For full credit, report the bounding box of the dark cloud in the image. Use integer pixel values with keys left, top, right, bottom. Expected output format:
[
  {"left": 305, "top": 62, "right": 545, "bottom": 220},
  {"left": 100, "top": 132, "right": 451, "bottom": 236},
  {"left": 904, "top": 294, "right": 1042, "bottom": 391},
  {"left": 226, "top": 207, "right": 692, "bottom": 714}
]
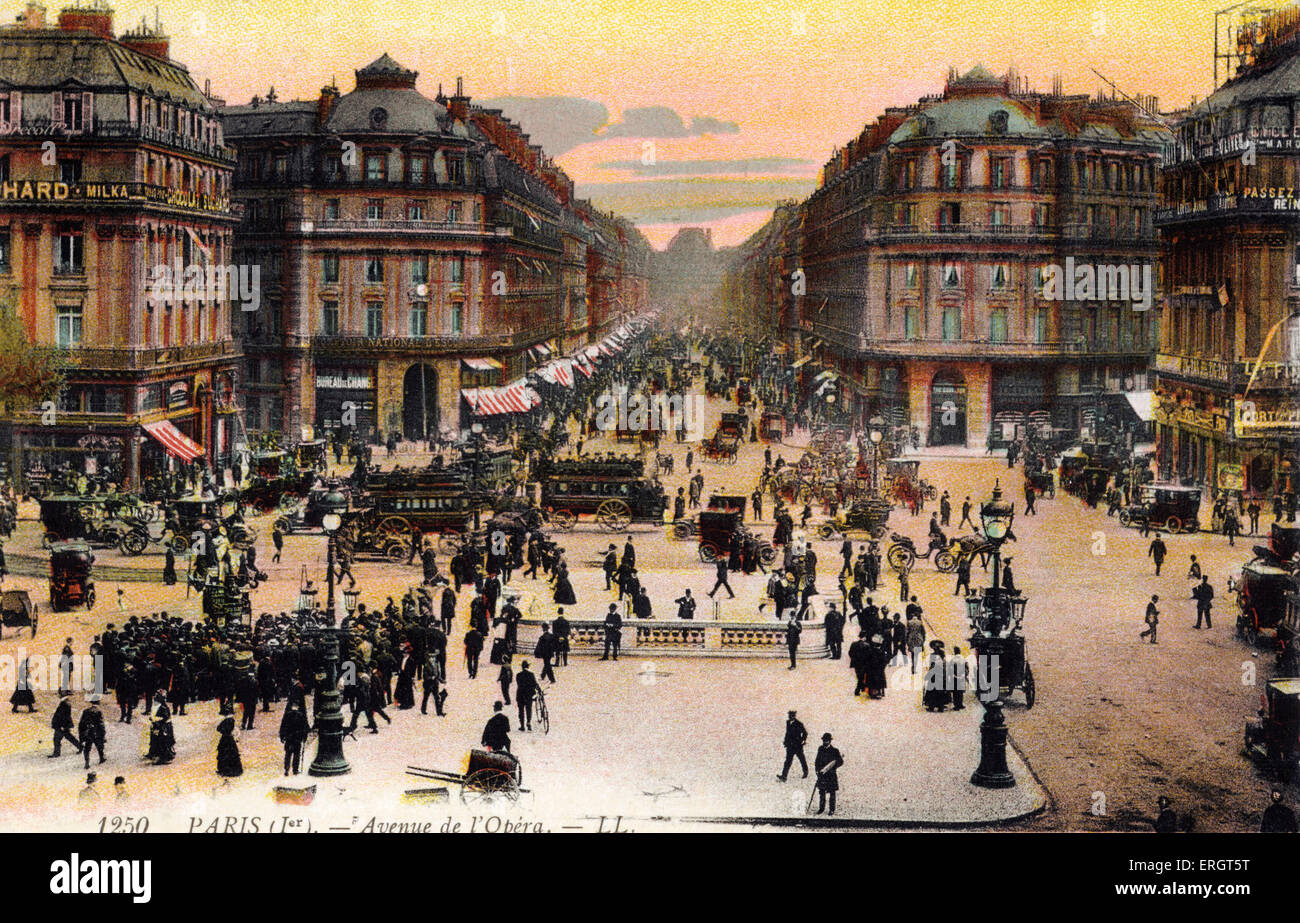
[
  {"left": 475, "top": 96, "right": 609, "bottom": 157},
  {"left": 688, "top": 116, "right": 741, "bottom": 136}
]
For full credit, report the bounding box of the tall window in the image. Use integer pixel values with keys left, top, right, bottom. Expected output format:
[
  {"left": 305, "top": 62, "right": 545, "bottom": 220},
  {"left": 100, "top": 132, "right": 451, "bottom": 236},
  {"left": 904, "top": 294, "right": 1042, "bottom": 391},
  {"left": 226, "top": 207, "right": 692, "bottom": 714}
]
[
  {"left": 941, "top": 263, "right": 961, "bottom": 289},
  {"left": 990, "top": 263, "right": 1009, "bottom": 291},
  {"left": 904, "top": 262, "right": 919, "bottom": 289},
  {"left": 0, "top": 230, "right": 9, "bottom": 272},
  {"left": 942, "top": 305, "right": 961, "bottom": 341},
  {"left": 941, "top": 158, "right": 962, "bottom": 189},
  {"left": 990, "top": 203, "right": 1011, "bottom": 227},
  {"left": 366, "top": 199, "right": 383, "bottom": 220},
  {"left": 407, "top": 200, "right": 425, "bottom": 220},
  {"left": 991, "top": 156, "right": 1012, "bottom": 189},
  {"left": 450, "top": 304, "right": 463, "bottom": 336},
  {"left": 364, "top": 255, "right": 383, "bottom": 284},
  {"left": 365, "top": 153, "right": 386, "bottom": 182},
  {"left": 894, "top": 203, "right": 917, "bottom": 226},
  {"left": 1031, "top": 203, "right": 1052, "bottom": 228},
  {"left": 411, "top": 256, "right": 429, "bottom": 285},
  {"left": 321, "top": 301, "right": 339, "bottom": 336},
  {"left": 446, "top": 201, "right": 462, "bottom": 223},
  {"left": 365, "top": 302, "right": 383, "bottom": 337},
  {"left": 56, "top": 303, "right": 82, "bottom": 347},
  {"left": 448, "top": 157, "right": 465, "bottom": 184},
  {"left": 62, "top": 94, "right": 82, "bottom": 129},
  {"left": 409, "top": 301, "right": 428, "bottom": 336},
  {"left": 408, "top": 155, "right": 427, "bottom": 184},
  {"left": 989, "top": 308, "right": 1008, "bottom": 343},
  {"left": 938, "top": 202, "right": 960, "bottom": 227},
  {"left": 55, "top": 223, "right": 83, "bottom": 275},
  {"left": 323, "top": 198, "right": 340, "bottom": 220},
  {"left": 59, "top": 158, "right": 81, "bottom": 184},
  {"left": 0, "top": 153, "right": 8, "bottom": 183},
  {"left": 904, "top": 306, "right": 920, "bottom": 339},
  {"left": 449, "top": 257, "right": 464, "bottom": 284},
  {"left": 322, "top": 253, "right": 340, "bottom": 284},
  {"left": 1033, "top": 307, "right": 1048, "bottom": 343},
  {"left": 323, "top": 156, "right": 341, "bottom": 182}
]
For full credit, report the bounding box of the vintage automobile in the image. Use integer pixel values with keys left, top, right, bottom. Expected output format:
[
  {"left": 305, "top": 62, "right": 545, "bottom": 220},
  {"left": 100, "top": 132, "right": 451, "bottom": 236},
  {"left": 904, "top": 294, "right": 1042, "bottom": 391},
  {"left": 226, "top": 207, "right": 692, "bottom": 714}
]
[
  {"left": 717, "top": 411, "right": 748, "bottom": 438},
  {"left": 1244, "top": 678, "right": 1300, "bottom": 779},
  {"left": 49, "top": 541, "right": 95, "bottom": 611},
  {"left": 696, "top": 510, "right": 776, "bottom": 565},
  {"left": 336, "top": 509, "right": 412, "bottom": 563},
  {"left": 274, "top": 483, "right": 354, "bottom": 535},
  {"left": 168, "top": 494, "right": 258, "bottom": 553},
  {"left": 816, "top": 497, "right": 893, "bottom": 540},
  {"left": 1233, "top": 522, "right": 1300, "bottom": 646},
  {"left": 1118, "top": 484, "right": 1202, "bottom": 533},
  {"left": 0, "top": 590, "right": 37, "bottom": 638},
  {"left": 39, "top": 495, "right": 110, "bottom": 545},
  {"left": 539, "top": 458, "right": 667, "bottom": 531},
  {"left": 1024, "top": 468, "right": 1056, "bottom": 499}
]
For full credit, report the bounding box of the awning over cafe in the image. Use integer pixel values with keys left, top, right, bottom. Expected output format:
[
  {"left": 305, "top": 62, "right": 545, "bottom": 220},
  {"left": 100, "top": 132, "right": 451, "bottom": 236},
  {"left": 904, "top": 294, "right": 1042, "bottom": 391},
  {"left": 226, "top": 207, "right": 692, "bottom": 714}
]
[
  {"left": 462, "top": 357, "right": 502, "bottom": 371},
  {"left": 142, "top": 419, "right": 204, "bottom": 461},
  {"left": 1125, "top": 390, "right": 1155, "bottom": 422}
]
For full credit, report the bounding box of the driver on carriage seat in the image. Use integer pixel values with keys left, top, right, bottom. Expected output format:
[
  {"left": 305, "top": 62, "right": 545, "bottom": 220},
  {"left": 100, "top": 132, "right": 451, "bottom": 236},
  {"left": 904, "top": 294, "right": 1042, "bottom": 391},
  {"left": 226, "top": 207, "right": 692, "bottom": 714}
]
[{"left": 928, "top": 514, "right": 947, "bottom": 549}]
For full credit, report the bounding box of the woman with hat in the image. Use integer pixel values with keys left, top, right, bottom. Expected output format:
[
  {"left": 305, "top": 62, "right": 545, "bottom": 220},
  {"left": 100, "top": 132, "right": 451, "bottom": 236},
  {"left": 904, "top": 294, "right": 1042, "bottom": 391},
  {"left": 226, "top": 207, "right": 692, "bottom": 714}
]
[
  {"left": 922, "top": 640, "right": 950, "bottom": 711},
  {"left": 215, "top": 713, "right": 242, "bottom": 777}
]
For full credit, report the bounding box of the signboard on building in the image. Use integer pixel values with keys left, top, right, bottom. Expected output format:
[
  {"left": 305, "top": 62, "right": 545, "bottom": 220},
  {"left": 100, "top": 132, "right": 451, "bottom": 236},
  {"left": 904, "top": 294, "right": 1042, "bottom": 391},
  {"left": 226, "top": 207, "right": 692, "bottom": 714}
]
[
  {"left": 1235, "top": 398, "right": 1300, "bottom": 437},
  {"left": 168, "top": 381, "right": 190, "bottom": 410},
  {"left": 1218, "top": 463, "right": 1245, "bottom": 491},
  {"left": 316, "top": 370, "right": 374, "bottom": 390}
]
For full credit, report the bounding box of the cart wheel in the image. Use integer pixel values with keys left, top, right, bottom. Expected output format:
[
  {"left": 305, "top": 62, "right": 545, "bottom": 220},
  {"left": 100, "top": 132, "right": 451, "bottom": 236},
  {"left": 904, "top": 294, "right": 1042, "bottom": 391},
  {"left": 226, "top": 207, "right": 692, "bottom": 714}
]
[
  {"left": 1165, "top": 516, "right": 1182, "bottom": 533},
  {"left": 85, "top": 587, "right": 96, "bottom": 610},
  {"left": 759, "top": 544, "right": 778, "bottom": 566},
  {"left": 886, "top": 544, "right": 915, "bottom": 573},
  {"left": 1118, "top": 510, "right": 1132, "bottom": 527},
  {"left": 699, "top": 543, "right": 720, "bottom": 563},
  {"left": 459, "top": 768, "right": 520, "bottom": 805},
  {"left": 816, "top": 523, "right": 835, "bottom": 540},
  {"left": 170, "top": 535, "right": 191, "bottom": 554},
  {"left": 1023, "top": 663, "right": 1036, "bottom": 709},
  {"left": 378, "top": 516, "right": 411, "bottom": 538},
  {"left": 596, "top": 500, "right": 632, "bottom": 532},
  {"left": 935, "top": 550, "right": 957, "bottom": 573},
  {"left": 120, "top": 530, "right": 148, "bottom": 556},
  {"left": 672, "top": 521, "right": 693, "bottom": 540},
  {"left": 384, "top": 542, "right": 409, "bottom": 564},
  {"left": 871, "top": 524, "right": 887, "bottom": 539},
  {"left": 551, "top": 510, "right": 576, "bottom": 532}
]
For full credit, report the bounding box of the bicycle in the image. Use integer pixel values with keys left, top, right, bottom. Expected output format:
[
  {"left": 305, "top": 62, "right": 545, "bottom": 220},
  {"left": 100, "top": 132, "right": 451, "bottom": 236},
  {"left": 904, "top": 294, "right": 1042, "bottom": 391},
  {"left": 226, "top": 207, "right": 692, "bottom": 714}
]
[{"left": 535, "top": 686, "right": 550, "bottom": 735}]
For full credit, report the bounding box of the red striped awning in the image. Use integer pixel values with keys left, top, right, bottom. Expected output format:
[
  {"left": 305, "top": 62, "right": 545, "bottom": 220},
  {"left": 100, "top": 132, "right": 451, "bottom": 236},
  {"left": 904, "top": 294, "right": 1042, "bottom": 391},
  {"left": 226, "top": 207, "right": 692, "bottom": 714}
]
[
  {"left": 467, "top": 381, "right": 540, "bottom": 416},
  {"left": 142, "top": 419, "right": 204, "bottom": 461},
  {"left": 462, "top": 357, "right": 502, "bottom": 371}
]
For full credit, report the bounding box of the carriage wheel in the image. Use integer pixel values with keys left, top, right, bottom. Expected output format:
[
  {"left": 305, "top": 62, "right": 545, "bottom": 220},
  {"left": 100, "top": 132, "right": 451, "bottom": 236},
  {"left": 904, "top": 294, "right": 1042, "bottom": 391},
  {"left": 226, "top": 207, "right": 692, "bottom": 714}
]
[
  {"left": 925, "top": 484, "right": 937, "bottom": 501},
  {"left": 596, "top": 500, "right": 632, "bottom": 532},
  {"left": 816, "top": 523, "right": 836, "bottom": 541},
  {"left": 1023, "top": 663, "right": 1036, "bottom": 709},
  {"left": 551, "top": 510, "right": 576, "bottom": 532},
  {"left": 383, "top": 541, "right": 409, "bottom": 564},
  {"left": 377, "top": 516, "right": 411, "bottom": 538},
  {"left": 886, "top": 544, "right": 915, "bottom": 573},
  {"left": 1164, "top": 516, "right": 1182, "bottom": 533},
  {"left": 169, "top": 535, "right": 191, "bottom": 554},
  {"left": 759, "top": 544, "right": 778, "bottom": 566},
  {"left": 459, "top": 768, "right": 520, "bottom": 805},
  {"left": 935, "top": 550, "right": 957, "bottom": 574},
  {"left": 1117, "top": 510, "right": 1132, "bottom": 527},
  {"left": 672, "top": 521, "right": 693, "bottom": 541},
  {"left": 699, "top": 543, "right": 721, "bottom": 563},
  {"left": 871, "top": 524, "right": 887, "bottom": 539},
  {"left": 119, "top": 530, "right": 148, "bottom": 557}
]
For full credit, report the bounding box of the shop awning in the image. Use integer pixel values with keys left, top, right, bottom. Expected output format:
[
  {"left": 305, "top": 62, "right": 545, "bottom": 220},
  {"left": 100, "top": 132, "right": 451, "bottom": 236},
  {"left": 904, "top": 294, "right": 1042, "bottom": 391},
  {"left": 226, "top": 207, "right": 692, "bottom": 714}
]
[
  {"left": 468, "top": 380, "right": 541, "bottom": 416},
  {"left": 1124, "top": 390, "right": 1155, "bottom": 422},
  {"left": 142, "top": 419, "right": 204, "bottom": 462},
  {"left": 462, "top": 357, "right": 502, "bottom": 371}
]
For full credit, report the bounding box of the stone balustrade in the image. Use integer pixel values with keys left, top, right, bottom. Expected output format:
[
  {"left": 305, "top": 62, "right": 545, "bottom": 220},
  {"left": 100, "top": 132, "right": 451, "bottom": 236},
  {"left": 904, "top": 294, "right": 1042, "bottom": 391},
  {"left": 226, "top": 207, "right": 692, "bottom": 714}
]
[{"left": 517, "top": 617, "right": 828, "bottom": 659}]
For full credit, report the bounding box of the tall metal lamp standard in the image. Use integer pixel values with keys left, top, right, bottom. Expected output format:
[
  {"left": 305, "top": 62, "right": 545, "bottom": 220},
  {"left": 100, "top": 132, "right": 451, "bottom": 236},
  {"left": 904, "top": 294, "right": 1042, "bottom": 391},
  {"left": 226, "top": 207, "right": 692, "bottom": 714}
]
[
  {"left": 309, "top": 504, "right": 351, "bottom": 777},
  {"left": 868, "top": 416, "right": 884, "bottom": 496},
  {"left": 967, "top": 479, "right": 1020, "bottom": 789},
  {"left": 470, "top": 422, "right": 485, "bottom": 530}
]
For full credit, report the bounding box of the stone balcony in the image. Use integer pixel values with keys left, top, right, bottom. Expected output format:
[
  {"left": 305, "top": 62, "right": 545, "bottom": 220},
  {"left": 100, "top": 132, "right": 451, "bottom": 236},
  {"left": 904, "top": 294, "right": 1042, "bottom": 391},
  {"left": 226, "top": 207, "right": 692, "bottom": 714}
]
[{"left": 517, "top": 618, "right": 828, "bottom": 659}]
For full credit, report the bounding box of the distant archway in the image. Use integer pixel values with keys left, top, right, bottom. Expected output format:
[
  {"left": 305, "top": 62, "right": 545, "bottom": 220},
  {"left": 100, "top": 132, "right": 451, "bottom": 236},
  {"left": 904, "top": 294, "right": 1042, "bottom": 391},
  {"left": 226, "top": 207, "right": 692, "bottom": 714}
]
[
  {"left": 930, "top": 371, "right": 967, "bottom": 446},
  {"left": 402, "top": 363, "right": 439, "bottom": 442}
]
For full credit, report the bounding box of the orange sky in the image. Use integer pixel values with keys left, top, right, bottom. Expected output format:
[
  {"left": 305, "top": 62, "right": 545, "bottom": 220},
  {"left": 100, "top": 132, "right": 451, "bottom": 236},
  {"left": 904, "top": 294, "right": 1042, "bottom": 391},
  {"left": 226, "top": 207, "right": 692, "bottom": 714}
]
[{"left": 96, "top": 0, "right": 1230, "bottom": 245}]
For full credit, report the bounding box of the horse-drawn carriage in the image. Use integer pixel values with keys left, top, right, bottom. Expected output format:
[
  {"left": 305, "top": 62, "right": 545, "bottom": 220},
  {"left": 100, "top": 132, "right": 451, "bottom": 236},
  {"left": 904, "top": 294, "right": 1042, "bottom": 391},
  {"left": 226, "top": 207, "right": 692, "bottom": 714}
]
[
  {"left": 1244, "top": 678, "right": 1300, "bottom": 779},
  {"left": 1025, "top": 468, "right": 1055, "bottom": 499},
  {"left": 700, "top": 431, "right": 740, "bottom": 464},
  {"left": 539, "top": 458, "right": 667, "bottom": 532},
  {"left": 760, "top": 411, "right": 785, "bottom": 443},
  {"left": 884, "top": 458, "right": 934, "bottom": 505},
  {"left": 168, "top": 495, "right": 259, "bottom": 554},
  {"left": 407, "top": 749, "right": 528, "bottom": 805}
]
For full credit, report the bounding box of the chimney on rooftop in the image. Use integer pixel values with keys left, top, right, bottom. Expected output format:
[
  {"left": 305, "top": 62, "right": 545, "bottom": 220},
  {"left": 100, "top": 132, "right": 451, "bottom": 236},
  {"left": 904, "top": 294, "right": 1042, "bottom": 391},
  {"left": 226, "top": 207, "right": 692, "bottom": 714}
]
[
  {"left": 318, "top": 84, "right": 340, "bottom": 127},
  {"left": 18, "top": 1, "right": 46, "bottom": 28},
  {"left": 446, "top": 75, "right": 470, "bottom": 121},
  {"left": 120, "top": 16, "right": 169, "bottom": 61},
  {"left": 57, "top": 0, "right": 113, "bottom": 39}
]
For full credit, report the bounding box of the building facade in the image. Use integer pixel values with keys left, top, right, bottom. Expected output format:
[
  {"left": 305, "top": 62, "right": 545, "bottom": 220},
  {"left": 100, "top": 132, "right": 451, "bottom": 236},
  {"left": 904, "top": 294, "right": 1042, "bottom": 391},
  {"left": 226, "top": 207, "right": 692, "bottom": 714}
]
[
  {"left": 729, "top": 67, "right": 1169, "bottom": 447},
  {"left": 0, "top": 1, "right": 239, "bottom": 486},
  {"left": 221, "top": 61, "right": 649, "bottom": 443},
  {"left": 1155, "top": 6, "right": 1300, "bottom": 498}
]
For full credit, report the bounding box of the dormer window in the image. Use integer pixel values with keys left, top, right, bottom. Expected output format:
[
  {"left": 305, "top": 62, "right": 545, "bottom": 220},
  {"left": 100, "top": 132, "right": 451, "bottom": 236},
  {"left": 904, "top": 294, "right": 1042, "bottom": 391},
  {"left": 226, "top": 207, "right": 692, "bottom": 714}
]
[{"left": 990, "top": 109, "right": 1009, "bottom": 135}]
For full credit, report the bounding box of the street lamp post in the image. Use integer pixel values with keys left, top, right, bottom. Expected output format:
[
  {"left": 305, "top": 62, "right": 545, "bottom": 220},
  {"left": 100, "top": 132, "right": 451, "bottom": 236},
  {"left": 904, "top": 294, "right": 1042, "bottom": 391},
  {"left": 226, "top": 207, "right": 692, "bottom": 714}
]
[
  {"left": 869, "top": 416, "right": 884, "bottom": 497},
  {"left": 969, "top": 479, "right": 1018, "bottom": 789},
  {"left": 310, "top": 507, "right": 351, "bottom": 777},
  {"left": 470, "top": 422, "right": 484, "bottom": 530}
]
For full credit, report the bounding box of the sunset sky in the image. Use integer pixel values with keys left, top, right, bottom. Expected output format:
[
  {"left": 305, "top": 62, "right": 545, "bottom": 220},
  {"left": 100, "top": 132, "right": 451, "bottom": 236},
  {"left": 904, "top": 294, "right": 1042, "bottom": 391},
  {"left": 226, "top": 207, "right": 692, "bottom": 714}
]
[{"left": 93, "top": 0, "right": 1232, "bottom": 246}]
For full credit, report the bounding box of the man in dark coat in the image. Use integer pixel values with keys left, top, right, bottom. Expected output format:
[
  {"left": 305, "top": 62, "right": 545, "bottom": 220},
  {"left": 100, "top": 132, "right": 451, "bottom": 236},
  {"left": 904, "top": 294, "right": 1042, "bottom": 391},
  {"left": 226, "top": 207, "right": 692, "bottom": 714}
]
[
  {"left": 236, "top": 669, "right": 259, "bottom": 730},
  {"left": 823, "top": 603, "right": 845, "bottom": 659},
  {"left": 602, "top": 544, "right": 618, "bottom": 590},
  {"left": 621, "top": 536, "right": 636, "bottom": 573},
  {"left": 533, "top": 623, "right": 558, "bottom": 683},
  {"left": 515, "top": 660, "right": 540, "bottom": 731},
  {"left": 481, "top": 701, "right": 511, "bottom": 753},
  {"left": 1148, "top": 534, "right": 1167, "bottom": 575},
  {"left": 600, "top": 604, "right": 623, "bottom": 661},
  {"left": 776, "top": 710, "right": 808, "bottom": 781},
  {"left": 78, "top": 700, "right": 106, "bottom": 768},
  {"left": 50, "top": 695, "right": 81, "bottom": 758},
  {"left": 464, "top": 627, "right": 484, "bottom": 678},
  {"left": 814, "top": 733, "right": 844, "bottom": 815},
  {"left": 785, "top": 617, "right": 801, "bottom": 669},
  {"left": 1192, "top": 576, "right": 1214, "bottom": 629},
  {"left": 115, "top": 666, "right": 139, "bottom": 723},
  {"left": 422, "top": 651, "right": 447, "bottom": 716},
  {"left": 708, "top": 556, "right": 735, "bottom": 599},
  {"left": 633, "top": 586, "right": 653, "bottom": 620},
  {"left": 440, "top": 587, "right": 456, "bottom": 633},
  {"left": 848, "top": 632, "right": 870, "bottom": 695},
  {"left": 279, "top": 702, "right": 310, "bottom": 774},
  {"left": 553, "top": 610, "right": 571, "bottom": 666}
]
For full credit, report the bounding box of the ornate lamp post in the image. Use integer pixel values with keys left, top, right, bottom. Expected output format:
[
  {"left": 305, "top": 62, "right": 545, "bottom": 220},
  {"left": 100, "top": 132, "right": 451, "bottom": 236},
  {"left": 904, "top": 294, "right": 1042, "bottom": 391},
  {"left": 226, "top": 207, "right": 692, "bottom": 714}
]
[
  {"left": 470, "top": 421, "right": 485, "bottom": 530},
  {"left": 309, "top": 507, "right": 351, "bottom": 777},
  {"left": 969, "top": 479, "right": 1018, "bottom": 789},
  {"left": 868, "top": 416, "right": 884, "bottom": 496}
]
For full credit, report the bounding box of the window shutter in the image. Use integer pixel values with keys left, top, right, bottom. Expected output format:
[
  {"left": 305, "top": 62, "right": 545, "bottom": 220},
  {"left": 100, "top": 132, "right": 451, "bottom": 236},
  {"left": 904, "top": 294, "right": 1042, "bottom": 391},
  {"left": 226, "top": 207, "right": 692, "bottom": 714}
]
[
  {"left": 51, "top": 91, "right": 63, "bottom": 128},
  {"left": 81, "top": 92, "right": 93, "bottom": 130},
  {"left": 7, "top": 91, "right": 19, "bottom": 129}
]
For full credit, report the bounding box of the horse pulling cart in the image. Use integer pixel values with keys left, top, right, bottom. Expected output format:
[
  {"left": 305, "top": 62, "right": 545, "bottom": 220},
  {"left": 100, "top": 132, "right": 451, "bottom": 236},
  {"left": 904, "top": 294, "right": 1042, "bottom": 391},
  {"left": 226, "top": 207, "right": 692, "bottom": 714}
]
[{"left": 406, "top": 749, "right": 527, "bottom": 805}]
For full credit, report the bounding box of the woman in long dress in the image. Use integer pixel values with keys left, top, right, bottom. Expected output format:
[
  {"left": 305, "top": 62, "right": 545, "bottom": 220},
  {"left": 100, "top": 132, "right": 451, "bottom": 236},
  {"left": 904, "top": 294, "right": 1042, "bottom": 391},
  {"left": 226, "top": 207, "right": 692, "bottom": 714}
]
[
  {"left": 867, "top": 636, "right": 889, "bottom": 699},
  {"left": 552, "top": 563, "right": 576, "bottom": 606},
  {"left": 921, "top": 642, "right": 950, "bottom": 712},
  {"left": 215, "top": 715, "right": 242, "bottom": 777},
  {"left": 147, "top": 702, "right": 175, "bottom": 764},
  {"left": 393, "top": 648, "right": 416, "bottom": 709},
  {"left": 9, "top": 656, "right": 35, "bottom": 712}
]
